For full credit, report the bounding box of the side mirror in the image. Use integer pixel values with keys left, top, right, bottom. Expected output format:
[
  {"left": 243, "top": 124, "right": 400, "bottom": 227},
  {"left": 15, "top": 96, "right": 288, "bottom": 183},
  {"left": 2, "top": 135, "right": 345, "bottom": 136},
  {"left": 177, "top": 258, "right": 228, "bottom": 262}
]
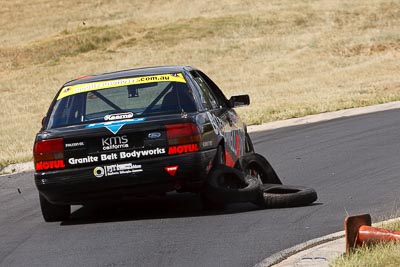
[{"left": 229, "top": 95, "right": 250, "bottom": 108}]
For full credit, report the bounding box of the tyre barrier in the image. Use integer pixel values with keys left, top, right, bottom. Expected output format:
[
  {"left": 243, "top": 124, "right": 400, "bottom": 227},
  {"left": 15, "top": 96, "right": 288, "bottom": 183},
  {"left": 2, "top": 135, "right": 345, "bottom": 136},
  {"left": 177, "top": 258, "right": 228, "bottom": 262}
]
[
  {"left": 202, "top": 154, "right": 318, "bottom": 209},
  {"left": 256, "top": 184, "right": 318, "bottom": 208},
  {"left": 204, "top": 165, "right": 261, "bottom": 204}
]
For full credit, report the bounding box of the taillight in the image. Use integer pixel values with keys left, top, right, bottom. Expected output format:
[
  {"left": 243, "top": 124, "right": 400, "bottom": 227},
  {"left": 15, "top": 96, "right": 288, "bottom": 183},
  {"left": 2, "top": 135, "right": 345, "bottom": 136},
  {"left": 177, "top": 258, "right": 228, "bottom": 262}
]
[
  {"left": 33, "top": 138, "right": 65, "bottom": 171},
  {"left": 166, "top": 123, "right": 201, "bottom": 145}
]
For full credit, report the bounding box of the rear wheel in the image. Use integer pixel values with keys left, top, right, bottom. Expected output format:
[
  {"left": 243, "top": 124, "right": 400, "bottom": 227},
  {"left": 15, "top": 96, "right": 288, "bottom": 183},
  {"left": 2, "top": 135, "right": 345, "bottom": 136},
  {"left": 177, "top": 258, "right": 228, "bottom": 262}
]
[
  {"left": 202, "top": 145, "right": 227, "bottom": 210},
  {"left": 39, "top": 194, "right": 70, "bottom": 222}
]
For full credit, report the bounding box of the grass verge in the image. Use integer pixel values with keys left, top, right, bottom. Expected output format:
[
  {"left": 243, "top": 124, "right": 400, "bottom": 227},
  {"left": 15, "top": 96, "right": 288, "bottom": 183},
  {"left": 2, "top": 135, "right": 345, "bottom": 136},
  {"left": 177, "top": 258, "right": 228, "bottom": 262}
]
[{"left": 332, "top": 220, "right": 400, "bottom": 267}]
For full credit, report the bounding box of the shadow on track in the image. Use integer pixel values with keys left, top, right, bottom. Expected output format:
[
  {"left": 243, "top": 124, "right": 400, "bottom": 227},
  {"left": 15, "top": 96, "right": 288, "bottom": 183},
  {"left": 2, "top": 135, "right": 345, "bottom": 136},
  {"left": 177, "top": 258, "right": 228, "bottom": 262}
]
[{"left": 60, "top": 193, "right": 262, "bottom": 226}]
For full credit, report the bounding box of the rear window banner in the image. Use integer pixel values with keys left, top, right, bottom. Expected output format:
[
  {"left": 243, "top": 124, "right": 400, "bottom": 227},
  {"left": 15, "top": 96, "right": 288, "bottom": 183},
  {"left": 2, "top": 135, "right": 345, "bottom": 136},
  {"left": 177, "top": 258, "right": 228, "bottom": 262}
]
[{"left": 57, "top": 73, "right": 186, "bottom": 100}]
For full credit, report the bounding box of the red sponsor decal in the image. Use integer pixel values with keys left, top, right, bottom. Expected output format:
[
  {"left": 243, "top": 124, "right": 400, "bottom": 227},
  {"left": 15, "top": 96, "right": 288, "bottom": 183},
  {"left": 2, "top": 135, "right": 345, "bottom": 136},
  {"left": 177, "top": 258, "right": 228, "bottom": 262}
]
[
  {"left": 235, "top": 133, "right": 240, "bottom": 157},
  {"left": 225, "top": 151, "right": 235, "bottom": 168},
  {"left": 36, "top": 160, "right": 65, "bottom": 171},
  {"left": 168, "top": 144, "right": 199, "bottom": 155},
  {"left": 165, "top": 166, "right": 179, "bottom": 176}
]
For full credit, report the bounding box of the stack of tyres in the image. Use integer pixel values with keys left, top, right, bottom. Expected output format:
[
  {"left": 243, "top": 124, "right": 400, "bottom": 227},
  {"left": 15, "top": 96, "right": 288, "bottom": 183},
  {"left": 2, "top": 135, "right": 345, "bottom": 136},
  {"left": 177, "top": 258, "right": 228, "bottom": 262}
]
[
  {"left": 202, "top": 153, "right": 318, "bottom": 209},
  {"left": 204, "top": 165, "right": 261, "bottom": 205}
]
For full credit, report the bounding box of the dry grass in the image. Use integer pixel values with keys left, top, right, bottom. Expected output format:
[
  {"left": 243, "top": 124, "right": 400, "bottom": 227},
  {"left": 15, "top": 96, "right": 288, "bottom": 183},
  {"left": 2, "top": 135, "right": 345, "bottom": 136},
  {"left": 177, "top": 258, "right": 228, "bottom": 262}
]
[
  {"left": 0, "top": 0, "right": 399, "bottom": 167},
  {"left": 332, "top": 220, "right": 400, "bottom": 267},
  {"left": 332, "top": 242, "right": 400, "bottom": 267}
]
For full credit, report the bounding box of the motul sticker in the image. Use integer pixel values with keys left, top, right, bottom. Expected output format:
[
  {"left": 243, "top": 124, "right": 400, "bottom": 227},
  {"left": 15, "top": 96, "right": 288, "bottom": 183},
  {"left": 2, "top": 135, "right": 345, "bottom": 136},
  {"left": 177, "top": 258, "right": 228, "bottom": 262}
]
[
  {"left": 168, "top": 144, "right": 199, "bottom": 155},
  {"left": 36, "top": 160, "right": 65, "bottom": 171}
]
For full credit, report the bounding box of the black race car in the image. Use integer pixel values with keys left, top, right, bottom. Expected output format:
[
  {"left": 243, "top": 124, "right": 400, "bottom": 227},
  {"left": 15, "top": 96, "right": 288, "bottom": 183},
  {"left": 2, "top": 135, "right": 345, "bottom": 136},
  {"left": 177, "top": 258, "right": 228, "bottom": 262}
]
[{"left": 33, "top": 65, "right": 261, "bottom": 221}]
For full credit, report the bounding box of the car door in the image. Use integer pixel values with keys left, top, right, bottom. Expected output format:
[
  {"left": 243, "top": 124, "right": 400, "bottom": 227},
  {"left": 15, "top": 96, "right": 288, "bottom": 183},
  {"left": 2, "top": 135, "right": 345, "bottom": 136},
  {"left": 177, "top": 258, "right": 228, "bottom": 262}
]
[{"left": 190, "top": 70, "right": 246, "bottom": 167}]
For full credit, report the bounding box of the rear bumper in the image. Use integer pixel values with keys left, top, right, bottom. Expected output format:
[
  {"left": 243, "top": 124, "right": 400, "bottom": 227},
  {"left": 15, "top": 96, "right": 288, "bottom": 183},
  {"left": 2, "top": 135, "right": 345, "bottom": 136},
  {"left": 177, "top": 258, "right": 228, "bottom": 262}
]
[{"left": 35, "top": 149, "right": 216, "bottom": 205}]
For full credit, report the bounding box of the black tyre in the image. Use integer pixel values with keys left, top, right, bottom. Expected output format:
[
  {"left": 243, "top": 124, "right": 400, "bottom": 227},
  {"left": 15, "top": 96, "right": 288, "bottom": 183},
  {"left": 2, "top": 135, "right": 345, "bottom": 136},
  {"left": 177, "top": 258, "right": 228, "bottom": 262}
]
[
  {"left": 39, "top": 194, "right": 70, "bottom": 222},
  {"left": 240, "top": 153, "right": 282, "bottom": 184},
  {"left": 259, "top": 184, "right": 318, "bottom": 208},
  {"left": 204, "top": 165, "right": 261, "bottom": 204}
]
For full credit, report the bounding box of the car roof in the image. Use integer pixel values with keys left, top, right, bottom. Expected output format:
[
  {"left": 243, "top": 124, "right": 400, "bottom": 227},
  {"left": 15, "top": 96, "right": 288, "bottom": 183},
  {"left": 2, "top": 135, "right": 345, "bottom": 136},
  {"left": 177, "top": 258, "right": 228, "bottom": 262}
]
[{"left": 63, "top": 65, "right": 197, "bottom": 87}]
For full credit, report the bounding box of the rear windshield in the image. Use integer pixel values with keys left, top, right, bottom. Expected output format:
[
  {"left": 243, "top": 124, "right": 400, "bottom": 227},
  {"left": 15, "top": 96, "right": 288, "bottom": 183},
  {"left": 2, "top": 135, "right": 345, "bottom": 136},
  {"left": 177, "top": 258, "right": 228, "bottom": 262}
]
[{"left": 47, "top": 73, "right": 197, "bottom": 129}]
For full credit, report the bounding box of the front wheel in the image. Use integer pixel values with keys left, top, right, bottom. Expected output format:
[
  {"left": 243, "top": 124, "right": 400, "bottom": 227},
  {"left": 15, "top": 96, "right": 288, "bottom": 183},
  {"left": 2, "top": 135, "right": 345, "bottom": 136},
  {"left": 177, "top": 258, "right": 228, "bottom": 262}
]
[
  {"left": 240, "top": 153, "right": 282, "bottom": 185},
  {"left": 39, "top": 194, "right": 70, "bottom": 222}
]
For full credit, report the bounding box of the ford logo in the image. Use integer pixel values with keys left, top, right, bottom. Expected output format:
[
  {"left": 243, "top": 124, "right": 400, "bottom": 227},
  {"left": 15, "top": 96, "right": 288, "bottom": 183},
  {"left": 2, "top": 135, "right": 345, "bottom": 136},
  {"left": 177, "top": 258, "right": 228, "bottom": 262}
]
[{"left": 148, "top": 132, "right": 161, "bottom": 139}]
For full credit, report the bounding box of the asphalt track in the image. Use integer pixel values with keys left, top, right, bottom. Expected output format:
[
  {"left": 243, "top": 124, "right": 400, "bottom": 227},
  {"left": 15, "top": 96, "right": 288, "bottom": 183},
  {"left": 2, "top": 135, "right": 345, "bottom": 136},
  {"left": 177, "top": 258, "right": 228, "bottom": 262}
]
[{"left": 1, "top": 109, "right": 400, "bottom": 267}]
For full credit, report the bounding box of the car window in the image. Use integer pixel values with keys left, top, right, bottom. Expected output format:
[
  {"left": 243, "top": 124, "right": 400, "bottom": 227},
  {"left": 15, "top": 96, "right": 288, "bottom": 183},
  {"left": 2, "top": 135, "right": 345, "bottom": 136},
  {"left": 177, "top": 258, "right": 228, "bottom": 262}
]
[
  {"left": 190, "top": 71, "right": 219, "bottom": 110},
  {"left": 84, "top": 83, "right": 166, "bottom": 118},
  {"left": 196, "top": 71, "right": 228, "bottom": 108},
  {"left": 47, "top": 74, "right": 197, "bottom": 129}
]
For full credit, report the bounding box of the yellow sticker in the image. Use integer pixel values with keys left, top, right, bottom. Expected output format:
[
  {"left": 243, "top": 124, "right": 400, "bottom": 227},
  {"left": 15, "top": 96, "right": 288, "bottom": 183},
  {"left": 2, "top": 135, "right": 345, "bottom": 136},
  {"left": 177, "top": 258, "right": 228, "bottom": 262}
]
[{"left": 57, "top": 73, "right": 186, "bottom": 100}]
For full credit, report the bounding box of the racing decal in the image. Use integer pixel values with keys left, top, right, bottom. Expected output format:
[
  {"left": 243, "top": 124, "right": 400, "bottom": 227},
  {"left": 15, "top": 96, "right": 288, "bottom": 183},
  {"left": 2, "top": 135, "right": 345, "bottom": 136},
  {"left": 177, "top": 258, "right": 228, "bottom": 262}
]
[
  {"left": 102, "top": 135, "right": 129, "bottom": 151},
  {"left": 93, "top": 163, "right": 143, "bottom": 178},
  {"left": 224, "top": 128, "right": 245, "bottom": 158},
  {"left": 65, "top": 141, "right": 85, "bottom": 148},
  {"left": 227, "top": 110, "right": 239, "bottom": 124},
  {"left": 202, "top": 140, "right": 213, "bottom": 148},
  {"left": 86, "top": 118, "right": 146, "bottom": 134},
  {"left": 235, "top": 133, "right": 240, "bottom": 157},
  {"left": 36, "top": 160, "right": 65, "bottom": 171},
  {"left": 119, "top": 148, "right": 166, "bottom": 159},
  {"left": 206, "top": 112, "right": 224, "bottom": 135},
  {"left": 168, "top": 144, "right": 199, "bottom": 155},
  {"left": 57, "top": 73, "right": 186, "bottom": 100},
  {"left": 206, "top": 112, "right": 245, "bottom": 159},
  {"left": 225, "top": 151, "right": 236, "bottom": 168},
  {"left": 104, "top": 112, "right": 134, "bottom": 121},
  {"left": 68, "top": 154, "right": 113, "bottom": 165},
  {"left": 164, "top": 166, "right": 178, "bottom": 176},
  {"left": 67, "top": 148, "right": 166, "bottom": 165}
]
